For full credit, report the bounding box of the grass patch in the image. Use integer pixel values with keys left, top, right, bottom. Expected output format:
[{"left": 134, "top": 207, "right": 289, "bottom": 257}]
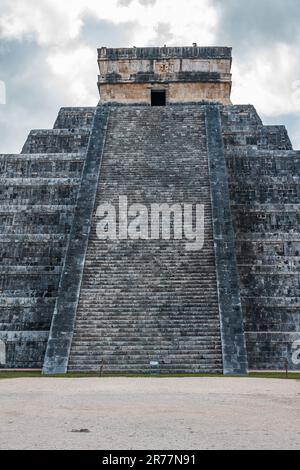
[
  {"left": 0, "top": 370, "right": 299, "bottom": 380},
  {"left": 249, "top": 372, "right": 300, "bottom": 380},
  {"left": 0, "top": 371, "right": 43, "bottom": 380}
]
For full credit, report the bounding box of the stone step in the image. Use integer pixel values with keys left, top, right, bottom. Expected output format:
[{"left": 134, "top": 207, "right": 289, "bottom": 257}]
[
  {"left": 74, "top": 320, "right": 221, "bottom": 326},
  {"left": 68, "top": 106, "right": 222, "bottom": 373},
  {"left": 69, "top": 358, "right": 223, "bottom": 365},
  {"left": 68, "top": 366, "right": 223, "bottom": 374},
  {"left": 71, "top": 339, "right": 222, "bottom": 346}
]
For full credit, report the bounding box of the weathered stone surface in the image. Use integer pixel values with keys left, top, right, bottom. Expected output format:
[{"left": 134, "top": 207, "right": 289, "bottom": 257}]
[
  {"left": 43, "top": 105, "right": 109, "bottom": 374},
  {"left": 98, "top": 47, "right": 232, "bottom": 105},
  {"left": 221, "top": 105, "right": 292, "bottom": 150},
  {"left": 67, "top": 105, "right": 223, "bottom": 374},
  {"left": 221, "top": 106, "right": 300, "bottom": 370},
  {"left": 99, "top": 82, "right": 231, "bottom": 105},
  {"left": 0, "top": 107, "right": 95, "bottom": 368},
  {"left": 0, "top": 152, "right": 86, "bottom": 368},
  {"left": 54, "top": 107, "right": 96, "bottom": 130},
  {"left": 22, "top": 129, "right": 90, "bottom": 154},
  {"left": 206, "top": 105, "right": 248, "bottom": 375},
  {"left": 99, "top": 46, "right": 232, "bottom": 60}
]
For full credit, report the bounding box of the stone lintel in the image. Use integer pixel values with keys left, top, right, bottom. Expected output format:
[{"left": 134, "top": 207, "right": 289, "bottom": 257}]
[{"left": 98, "top": 46, "right": 232, "bottom": 60}]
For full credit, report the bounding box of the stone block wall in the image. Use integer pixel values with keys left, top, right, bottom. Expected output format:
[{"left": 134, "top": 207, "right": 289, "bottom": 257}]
[
  {"left": 54, "top": 107, "right": 95, "bottom": 129},
  {"left": 221, "top": 105, "right": 292, "bottom": 150},
  {"left": 221, "top": 105, "right": 300, "bottom": 370},
  {"left": 99, "top": 82, "right": 231, "bottom": 105},
  {"left": 0, "top": 108, "right": 95, "bottom": 368}
]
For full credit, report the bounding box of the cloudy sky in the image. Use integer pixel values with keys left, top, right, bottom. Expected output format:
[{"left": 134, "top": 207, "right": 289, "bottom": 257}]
[{"left": 0, "top": 0, "right": 300, "bottom": 152}]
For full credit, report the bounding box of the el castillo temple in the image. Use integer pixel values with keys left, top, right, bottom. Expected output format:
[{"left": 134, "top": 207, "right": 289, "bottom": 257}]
[{"left": 0, "top": 46, "right": 299, "bottom": 375}]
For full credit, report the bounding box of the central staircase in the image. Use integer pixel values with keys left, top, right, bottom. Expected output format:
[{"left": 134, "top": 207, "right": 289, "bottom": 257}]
[{"left": 68, "top": 106, "right": 223, "bottom": 373}]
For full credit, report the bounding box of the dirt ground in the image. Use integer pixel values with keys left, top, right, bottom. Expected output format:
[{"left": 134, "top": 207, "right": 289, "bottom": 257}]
[{"left": 0, "top": 377, "right": 299, "bottom": 450}]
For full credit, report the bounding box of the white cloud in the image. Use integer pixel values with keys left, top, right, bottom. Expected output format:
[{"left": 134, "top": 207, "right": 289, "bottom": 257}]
[
  {"left": 0, "top": 0, "right": 218, "bottom": 47},
  {"left": 46, "top": 46, "right": 97, "bottom": 105},
  {"left": 0, "top": 0, "right": 83, "bottom": 45},
  {"left": 118, "top": 0, "right": 157, "bottom": 6},
  {"left": 231, "top": 44, "right": 300, "bottom": 116}
]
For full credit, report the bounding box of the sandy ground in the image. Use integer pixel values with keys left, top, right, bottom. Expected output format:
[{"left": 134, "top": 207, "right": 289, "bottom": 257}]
[{"left": 0, "top": 377, "right": 299, "bottom": 450}]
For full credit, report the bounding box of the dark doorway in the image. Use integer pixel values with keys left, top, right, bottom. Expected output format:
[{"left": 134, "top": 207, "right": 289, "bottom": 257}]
[{"left": 151, "top": 90, "right": 166, "bottom": 106}]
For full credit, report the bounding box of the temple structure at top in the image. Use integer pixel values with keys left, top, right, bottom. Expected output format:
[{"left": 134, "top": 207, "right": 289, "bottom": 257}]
[{"left": 97, "top": 46, "right": 232, "bottom": 105}]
